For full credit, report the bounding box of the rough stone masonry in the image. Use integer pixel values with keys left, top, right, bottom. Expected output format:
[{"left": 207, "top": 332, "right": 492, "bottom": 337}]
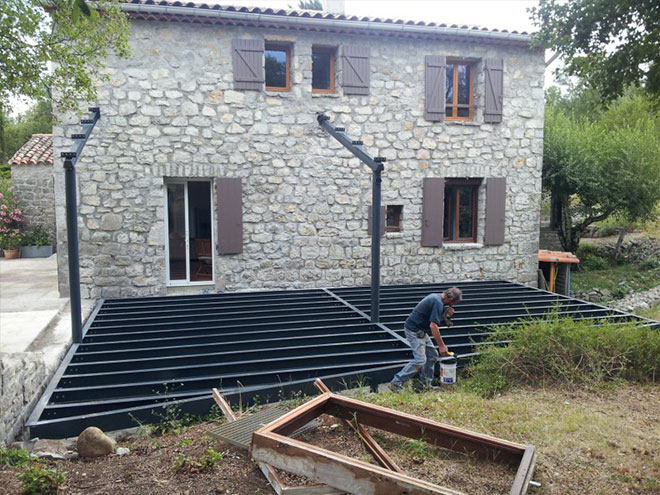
[{"left": 53, "top": 20, "right": 545, "bottom": 300}]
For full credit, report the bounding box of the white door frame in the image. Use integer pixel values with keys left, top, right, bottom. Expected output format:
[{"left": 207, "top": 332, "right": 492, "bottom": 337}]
[{"left": 164, "top": 179, "right": 215, "bottom": 286}]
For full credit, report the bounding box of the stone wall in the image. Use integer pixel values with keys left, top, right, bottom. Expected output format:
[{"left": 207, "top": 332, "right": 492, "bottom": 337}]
[
  {"left": 54, "top": 21, "right": 545, "bottom": 299},
  {"left": 0, "top": 353, "right": 49, "bottom": 443},
  {"left": 11, "top": 165, "right": 57, "bottom": 243}
]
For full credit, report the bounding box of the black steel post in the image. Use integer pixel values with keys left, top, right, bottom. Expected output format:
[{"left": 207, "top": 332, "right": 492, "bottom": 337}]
[
  {"left": 370, "top": 168, "right": 382, "bottom": 323},
  {"left": 60, "top": 107, "right": 101, "bottom": 344},
  {"left": 317, "top": 114, "right": 385, "bottom": 323},
  {"left": 64, "top": 159, "right": 83, "bottom": 343}
]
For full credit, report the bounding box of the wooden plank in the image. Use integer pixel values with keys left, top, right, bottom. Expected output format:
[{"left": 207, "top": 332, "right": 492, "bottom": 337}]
[
  {"left": 213, "top": 388, "right": 344, "bottom": 495},
  {"left": 510, "top": 445, "right": 536, "bottom": 495},
  {"left": 253, "top": 432, "right": 466, "bottom": 495},
  {"left": 212, "top": 388, "right": 236, "bottom": 421},
  {"left": 314, "top": 379, "right": 402, "bottom": 473},
  {"left": 322, "top": 394, "right": 525, "bottom": 464},
  {"left": 254, "top": 392, "right": 331, "bottom": 438}
]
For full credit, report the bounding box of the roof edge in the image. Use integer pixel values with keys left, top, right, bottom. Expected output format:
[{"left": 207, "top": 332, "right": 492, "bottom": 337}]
[{"left": 119, "top": 3, "right": 532, "bottom": 47}]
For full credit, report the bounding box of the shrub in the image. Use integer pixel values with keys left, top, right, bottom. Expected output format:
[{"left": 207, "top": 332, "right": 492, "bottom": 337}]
[
  {"left": 22, "top": 225, "right": 51, "bottom": 247},
  {"left": 18, "top": 465, "right": 65, "bottom": 495},
  {"left": 173, "top": 448, "right": 223, "bottom": 473},
  {"left": 0, "top": 179, "right": 24, "bottom": 249},
  {"left": 576, "top": 244, "right": 610, "bottom": 271},
  {"left": 463, "top": 314, "right": 660, "bottom": 397},
  {"left": 0, "top": 447, "right": 30, "bottom": 467}
]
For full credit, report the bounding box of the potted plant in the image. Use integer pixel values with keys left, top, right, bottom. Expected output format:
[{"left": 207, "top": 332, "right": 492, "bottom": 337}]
[
  {"left": 0, "top": 179, "right": 25, "bottom": 259},
  {"left": 21, "top": 225, "right": 54, "bottom": 258}
]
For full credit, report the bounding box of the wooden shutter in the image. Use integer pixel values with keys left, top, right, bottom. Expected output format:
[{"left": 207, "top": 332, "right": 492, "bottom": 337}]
[
  {"left": 425, "top": 55, "right": 446, "bottom": 121},
  {"left": 367, "top": 205, "right": 386, "bottom": 237},
  {"left": 484, "top": 59, "right": 504, "bottom": 123},
  {"left": 232, "top": 39, "right": 264, "bottom": 91},
  {"left": 216, "top": 177, "right": 243, "bottom": 254},
  {"left": 343, "top": 46, "right": 370, "bottom": 95},
  {"left": 421, "top": 178, "right": 444, "bottom": 247},
  {"left": 485, "top": 177, "right": 506, "bottom": 245}
]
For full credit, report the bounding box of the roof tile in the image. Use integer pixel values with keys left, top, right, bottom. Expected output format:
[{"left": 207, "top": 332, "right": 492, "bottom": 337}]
[{"left": 10, "top": 134, "right": 53, "bottom": 166}]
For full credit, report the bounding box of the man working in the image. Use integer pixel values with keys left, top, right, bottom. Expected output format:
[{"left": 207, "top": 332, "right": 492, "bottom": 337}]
[{"left": 389, "top": 287, "right": 463, "bottom": 392}]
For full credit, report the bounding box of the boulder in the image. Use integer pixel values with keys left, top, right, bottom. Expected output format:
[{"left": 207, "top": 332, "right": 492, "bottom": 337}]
[{"left": 76, "top": 427, "right": 116, "bottom": 458}]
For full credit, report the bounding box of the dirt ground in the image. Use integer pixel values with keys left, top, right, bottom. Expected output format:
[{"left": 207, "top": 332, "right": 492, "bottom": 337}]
[{"left": 2, "top": 384, "right": 659, "bottom": 495}]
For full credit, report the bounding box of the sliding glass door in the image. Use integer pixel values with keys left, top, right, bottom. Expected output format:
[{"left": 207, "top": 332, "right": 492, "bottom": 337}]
[{"left": 165, "top": 180, "right": 213, "bottom": 285}]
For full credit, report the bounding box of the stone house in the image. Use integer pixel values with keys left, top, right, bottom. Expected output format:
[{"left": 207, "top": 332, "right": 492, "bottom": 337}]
[
  {"left": 10, "top": 134, "right": 57, "bottom": 243},
  {"left": 54, "top": 1, "right": 545, "bottom": 300}
]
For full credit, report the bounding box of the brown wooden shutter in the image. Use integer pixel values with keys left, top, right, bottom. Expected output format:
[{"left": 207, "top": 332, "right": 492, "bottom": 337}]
[
  {"left": 425, "top": 55, "right": 446, "bottom": 121},
  {"left": 367, "top": 205, "right": 386, "bottom": 237},
  {"left": 232, "top": 39, "right": 264, "bottom": 91},
  {"left": 485, "top": 177, "right": 506, "bottom": 245},
  {"left": 484, "top": 59, "right": 504, "bottom": 123},
  {"left": 343, "top": 46, "right": 370, "bottom": 95},
  {"left": 216, "top": 177, "right": 243, "bottom": 254},
  {"left": 421, "top": 178, "right": 444, "bottom": 247}
]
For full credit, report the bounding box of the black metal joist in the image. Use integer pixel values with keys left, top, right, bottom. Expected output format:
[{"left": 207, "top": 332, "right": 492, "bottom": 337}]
[{"left": 27, "top": 281, "right": 656, "bottom": 438}]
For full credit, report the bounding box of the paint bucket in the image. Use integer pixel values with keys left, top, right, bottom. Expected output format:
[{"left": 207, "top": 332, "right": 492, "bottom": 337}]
[{"left": 439, "top": 356, "right": 457, "bottom": 384}]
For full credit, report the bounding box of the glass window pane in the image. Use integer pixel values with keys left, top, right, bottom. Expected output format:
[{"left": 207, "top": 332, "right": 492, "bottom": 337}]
[
  {"left": 167, "top": 183, "right": 186, "bottom": 281},
  {"left": 443, "top": 187, "right": 454, "bottom": 239},
  {"left": 188, "top": 182, "right": 212, "bottom": 283},
  {"left": 445, "top": 64, "right": 454, "bottom": 104},
  {"left": 458, "top": 186, "right": 474, "bottom": 238},
  {"left": 457, "top": 64, "right": 471, "bottom": 105},
  {"left": 312, "top": 51, "right": 332, "bottom": 90},
  {"left": 457, "top": 107, "right": 470, "bottom": 117},
  {"left": 265, "top": 48, "right": 287, "bottom": 88}
]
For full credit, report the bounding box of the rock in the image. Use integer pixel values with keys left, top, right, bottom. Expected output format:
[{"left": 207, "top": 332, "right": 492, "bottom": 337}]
[
  {"left": 116, "top": 447, "right": 130, "bottom": 456},
  {"left": 32, "top": 439, "right": 69, "bottom": 460},
  {"left": 76, "top": 427, "right": 116, "bottom": 458}
]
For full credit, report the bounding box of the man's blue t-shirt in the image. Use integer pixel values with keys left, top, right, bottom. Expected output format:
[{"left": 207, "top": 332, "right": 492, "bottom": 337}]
[{"left": 404, "top": 293, "right": 445, "bottom": 334}]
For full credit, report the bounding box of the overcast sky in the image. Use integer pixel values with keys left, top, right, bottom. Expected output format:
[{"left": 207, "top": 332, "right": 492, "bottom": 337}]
[{"left": 11, "top": 0, "right": 556, "bottom": 116}]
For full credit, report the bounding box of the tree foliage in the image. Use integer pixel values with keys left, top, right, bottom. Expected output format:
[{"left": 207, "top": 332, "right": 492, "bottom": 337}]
[
  {"left": 530, "top": 0, "right": 660, "bottom": 101},
  {"left": 0, "top": 0, "right": 130, "bottom": 114},
  {"left": 0, "top": 101, "right": 52, "bottom": 164},
  {"left": 296, "top": 0, "right": 323, "bottom": 11},
  {"left": 543, "top": 91, "right": 660, "bottom": 252}
]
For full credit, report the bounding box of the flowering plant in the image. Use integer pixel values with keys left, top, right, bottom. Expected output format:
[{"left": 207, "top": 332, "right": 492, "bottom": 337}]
[{"left": 0, "top": 179, "right": 25, "bottom": 250}]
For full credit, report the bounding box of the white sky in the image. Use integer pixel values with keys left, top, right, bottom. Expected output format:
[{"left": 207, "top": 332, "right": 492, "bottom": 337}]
[{"left": 11, "top": 0, "right": 556, "bottom": 116}]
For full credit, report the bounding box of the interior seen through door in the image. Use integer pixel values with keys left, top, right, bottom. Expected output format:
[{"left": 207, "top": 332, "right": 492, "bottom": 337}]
[{"left": 167, "top": 181, "right": 212, "bottom": 283}]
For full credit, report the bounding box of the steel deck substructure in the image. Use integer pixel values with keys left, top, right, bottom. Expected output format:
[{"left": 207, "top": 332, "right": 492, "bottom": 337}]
[{"left": 27, "top": 281, "right": 657, "bottom": 438}]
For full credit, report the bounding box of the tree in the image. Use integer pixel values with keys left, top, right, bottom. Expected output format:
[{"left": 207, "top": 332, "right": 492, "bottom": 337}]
[
  {"left": 1, "top": 101, "right": 53, "bottom": 164},
  {"left": 543, "top": 91, "right": 660, "bottom": 253},
  {"left": 530, "top": 0, "right": 660, "bottom": 101},
  {"left": 295, "top": 1, "right": 323, "bottom": 11},
  {"left": 0, "top": 0, "right": 130, "bottom": 115}
]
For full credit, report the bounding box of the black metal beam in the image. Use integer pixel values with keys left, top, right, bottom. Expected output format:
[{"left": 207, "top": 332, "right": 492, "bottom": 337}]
[
  {"left": 63, "top": 107, "right": 101, "bottom": 343},
  {"left": 317, "top": 113, "right": 385, "bottom": 323},
  {"left": 26, "top": 281, "right": 656, "bottom": 438}
]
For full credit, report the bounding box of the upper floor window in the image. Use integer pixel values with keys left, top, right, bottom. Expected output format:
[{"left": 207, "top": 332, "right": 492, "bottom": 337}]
[
  {"left": 386, "top": 205, "right": 403, "bottom": 232},
  {"left": 444, "top": 179, "right": 480, "bottom": 242},
  {"left": 265, "top": 43, "right": 290, "bottom": 91},
  {"left": 445, "top": 61, "right": 474, "bottom": 121},
  {"left": 312, "top": 46, "right": 336, "bottom": 93}
]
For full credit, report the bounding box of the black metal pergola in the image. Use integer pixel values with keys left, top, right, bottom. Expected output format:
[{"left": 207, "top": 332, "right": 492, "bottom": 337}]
[{"left": 26, "top": 280, "right": 656, "bottom": 438}]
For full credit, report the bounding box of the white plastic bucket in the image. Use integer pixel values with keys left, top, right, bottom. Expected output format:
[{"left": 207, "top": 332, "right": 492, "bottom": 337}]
[{"left": 439, "top": 356, "right": 457, "bottom": 384}]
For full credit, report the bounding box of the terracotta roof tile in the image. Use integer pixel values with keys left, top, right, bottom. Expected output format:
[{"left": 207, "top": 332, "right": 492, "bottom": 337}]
[
  {"left": 120, "top": 1, "right": 531, "bottom": 44},
  {"left": 10, "top": 134, "right": 53, "bottom": 166}
]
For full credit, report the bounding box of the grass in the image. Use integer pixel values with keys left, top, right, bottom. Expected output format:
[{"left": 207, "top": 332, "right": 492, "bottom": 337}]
[
  {"left": 359, "top": 384, "right": 660, "bottom": 495},
  {"left": 638, "top": 303, "right": 660, "bottom": 321},
  {"left": 571, "top": 263, "right": 660, "bottom": 299}
]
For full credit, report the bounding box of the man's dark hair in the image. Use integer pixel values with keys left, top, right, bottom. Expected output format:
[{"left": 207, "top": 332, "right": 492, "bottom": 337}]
[{"left": 443, "top": 287, "right": 463, "bottom": 303}]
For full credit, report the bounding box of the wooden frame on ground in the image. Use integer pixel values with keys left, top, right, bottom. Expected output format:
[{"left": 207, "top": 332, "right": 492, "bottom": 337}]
[{"left": 251, "top": 392, "right": 536, "bottom": 495}]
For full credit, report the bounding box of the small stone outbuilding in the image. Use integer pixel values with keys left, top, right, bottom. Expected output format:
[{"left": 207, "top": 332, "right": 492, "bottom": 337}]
[
  {"left": 54, "top": 2, "right": 545, "bottom": 300},
  {"left": 10, "top": 134, "right": 56, "bottom": 243}
]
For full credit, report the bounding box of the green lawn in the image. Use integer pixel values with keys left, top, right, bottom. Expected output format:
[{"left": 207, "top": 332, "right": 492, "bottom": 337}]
[{"left": 571, "top": 264, "right": 660, "bottom": 300}]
